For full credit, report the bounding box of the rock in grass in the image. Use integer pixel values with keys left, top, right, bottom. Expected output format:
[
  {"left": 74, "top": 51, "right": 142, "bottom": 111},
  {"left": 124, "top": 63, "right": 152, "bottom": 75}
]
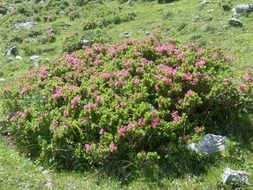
[
  {"left": 15, "top": 21, "right": 37, "bottom": 30},
  {"left": 201, "top": 0, "right": 211, "bottom": 6},
  {"left": 222, "top": 168, "right": 249, "bottom": 184},
  {"left": 188, "top": 134, "right": 227, "bottom": 154},
  {"left": 123, "top": 31, "right": 131, "bottom": 38},
  {"left": 0, "top": 78, "right": 6, "bottom": 83},
  {"left": 5, "top": 46, "right": 18, "bottom": 57},
  {"left": 228, "top": 18, "right": 243, "bottom": 27},
  {"left": 30, "top": 55, "right": 41, "bottom": 62},
  {"left": 233, "top": 4, "right": 253, "bottom": 15}
]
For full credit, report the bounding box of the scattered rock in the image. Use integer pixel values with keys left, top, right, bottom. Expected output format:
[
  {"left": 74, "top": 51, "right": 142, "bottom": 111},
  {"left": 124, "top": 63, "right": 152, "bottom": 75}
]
[
  {"left": 15, "top": 55, "right": 22, "bottom": 60},
  {"left": 229, "top": 18, "right": 243, "bottom": 27},
  {"left": 30, "top": 55, "right": 41, "bottom": 62},
  {"left": 0, "top": 78, "right": 6, "bottom": 83},
  {"left": 233, "top": 4, "right": 253, "bottom": 15},
  {"left": 15, "top": 21, "right": 37, "bottom": 30},
  {"left": 222, "top": 168, "right": 249, "bottom": 184},
  {"left": 145, "top": 31, "right": 150, "bottom": 36},
  {"left": 201, "top": 0, "right": 211, "bottom": 6},
  {"left": 5, "top": 46, "right": 18, "bottom": 57},
  {"left": 123, "top": 31, "right": 131, "bottom": 38},
  {"left": 188, "top": 134, "right": 227, "bottom": 154},
  {"left": 81, "top": 39, "right": 89, "bottom": 45}
]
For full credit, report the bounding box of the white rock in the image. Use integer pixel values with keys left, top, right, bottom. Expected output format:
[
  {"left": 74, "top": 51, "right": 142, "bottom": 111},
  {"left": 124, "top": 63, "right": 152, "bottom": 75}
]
[
  {"left": 222, "top": 168, "right": 249, "bottom": 184},
  {"left": 233, "top": 4, "right": 253, "bottom": 15},
  {"left": 15, "top": 21, "right": 37, "bottom": 30},
  {"left": 229, "top": 18, "right": 243, "bottom": 27},
  {"left": 188, "top": 134, "right": 227, "bottom": 154},
  {"left": 0, "top": 78, "right": 6, "bottom": 83},
  {"left": 30, "top": 55, "right": 40, "bottom": 62},
  {"left": 201, "top": 0, "right": 211, "bottom": 6},
  {"left": 15, "top": 56, "right": 22, "bottom": 60}
]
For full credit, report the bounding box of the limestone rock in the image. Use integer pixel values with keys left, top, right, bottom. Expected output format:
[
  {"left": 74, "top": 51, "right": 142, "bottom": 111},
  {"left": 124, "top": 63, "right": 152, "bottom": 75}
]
[
  {"left": 229, "top": 18, "right": 243, "bottom": 27},
  {"left": 233, "top": 4, "right": 253, "bottom": 15},
  {"left": 15, "top": 21, "right": 37, "bottom": 30},
  {"left": 188, "top": 134, "right": 227, "bottom": 154},
  {"left": 222, "top": 168, "right": 249, "bottom": 184}
]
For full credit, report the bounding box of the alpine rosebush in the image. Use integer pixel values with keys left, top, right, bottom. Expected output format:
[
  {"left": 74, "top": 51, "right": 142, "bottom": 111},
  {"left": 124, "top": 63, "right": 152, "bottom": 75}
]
[{"left": 2, "top": 35, "right": 253, "bottom": 170}]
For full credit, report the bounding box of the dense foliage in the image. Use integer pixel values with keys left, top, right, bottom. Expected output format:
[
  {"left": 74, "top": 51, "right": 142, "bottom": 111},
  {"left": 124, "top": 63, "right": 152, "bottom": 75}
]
[{"left": 2, "top": 35, "right": 253, "bottom": 169}]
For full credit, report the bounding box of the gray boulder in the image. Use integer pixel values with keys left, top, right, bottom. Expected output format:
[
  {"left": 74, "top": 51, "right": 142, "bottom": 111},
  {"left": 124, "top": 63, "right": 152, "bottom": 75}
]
[
  {"left": 233, "top": 4, "right": 253, "bottom": 15},
  {"left": 15, "top": 21, "right": 37, "bottom": 30},
  {"left": 229, "top": 18, "right": 243, "bottom": 27},
  {"left": 188, "top": 134, "right": 227, "bottom": 154},
  {"left": 222, "top": 168, "right": 249, "bottom": 184}
]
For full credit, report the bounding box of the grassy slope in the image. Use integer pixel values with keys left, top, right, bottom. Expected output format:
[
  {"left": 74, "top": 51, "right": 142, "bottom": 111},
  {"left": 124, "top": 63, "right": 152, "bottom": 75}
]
[{"left": 0, "top": 0, "right": 253, "bottom": 189}]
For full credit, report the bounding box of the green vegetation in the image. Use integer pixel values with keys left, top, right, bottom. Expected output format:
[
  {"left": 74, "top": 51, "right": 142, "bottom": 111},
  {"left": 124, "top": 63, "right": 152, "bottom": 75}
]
[{"left": 0, "top": 0, "right": 253, "bottom": 189}]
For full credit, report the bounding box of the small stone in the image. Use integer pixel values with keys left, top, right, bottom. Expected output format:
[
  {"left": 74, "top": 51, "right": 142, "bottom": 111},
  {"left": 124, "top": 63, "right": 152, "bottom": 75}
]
[
  {"left": 5, "top": 46, "right": 18, "bottom": 57},
  {"left": 15, "top": 21, "right": 37, "bottom": 30},
  {"left": 15, "top": 56, "right": 22, "bottom": 60},
  {"left": 0, "top": 78, "right": 6, "bottom": 83},
  {"left": 229, "top": 18, "right": 243, "bottom": 27},
  {"left": 123, "top": 31, "right": 131, "bottom": 38},
  {"left": 30, "top": 55, "right": 40, "bottom": 62},
  {"left": 145, "top": 31, "right": 150, "bottom": 36},
  {"left": 201, "top": 0, "right": 211, "bottom": 6},
  {"left": 188, "top": 134, "right": 227, "bottom": 154},
  {"left": 222, "top": 168, "right": 249, "bottom": 184}
]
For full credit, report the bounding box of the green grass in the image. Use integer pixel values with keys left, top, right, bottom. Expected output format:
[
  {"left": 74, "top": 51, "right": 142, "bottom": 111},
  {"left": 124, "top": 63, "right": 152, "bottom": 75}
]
[{"left": 0, "top": 0, "right": 253, "bottom": 189}]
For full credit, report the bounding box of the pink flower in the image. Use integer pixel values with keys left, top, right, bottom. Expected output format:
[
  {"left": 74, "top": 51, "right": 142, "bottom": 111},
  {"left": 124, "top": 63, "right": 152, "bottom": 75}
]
[
  {"left": 84, "top": 144, "right": 92, "bottom": 152},
  {"left": 62, "top": 124, "right": 68, "bottom": 129},
  {"left": 182, "top": 72, "right": 192, "bottom": 81},
  {"left": 83, "top": 117, "right": 88, "bottom": 124},
  {"left": 238, "top": 84, "right": 247, "bottom": 92},
  {"left": 151, "top": 118, "right": 160, "bottom": 127},
  {"left": 133, "top": 77, "right": 140, "bottom": 85},
  {"left": 223, "top": 77, "right": 232, "bottom": 83},
  {"left": 52, "top": 119, "right": 58, "bottom": 126},
  {"left": 38, "top": 67, "right": 48, "bottom": 78},
  {"left": 192, "top": 78, "right": 199, "bottom": 84},
  {"left": 117, "top": 102, "right": 126, "bottom": 107},
  {"left": 194, "top": 126, "right": 201, "bottom": 134},
  {"left": 109, "top": 143, "right": 117, "bottom": 152},
  {"left": 161, "top": 77, "right": 172, "bottom": 84},
  {"left": 63, "top": 110, "right": 69, "bottom": 117},
  {"left": 186, "top": 90, "right": 194, "bottom": 96},
  {"left": 126, "top": 123, "right": 134, "bottom": 130},
  {"left": 53, "top": 88, "right": 62, "bottom": 99},
  {"left": 102, "top": 73, "right": 111, "bottom": 80},
  {"left": 118, "top": 127, "right": 127, "bottom": 136},
  {"left": 99, "top": 128, "right": 104, "bottom": 135},
  {"left": 195, "top": 60, "right": 205, "bottom": 67},
  {"left": 151, "top": 109, "right": 158, "bottom": 116},
  {"left": 244, "top": 73, "right": 251, "bottom": 82},
  {"left": 172, "top": 111, "right": 181, "bottom": 122},
  {"left": 114, "top": 80, "right": 124, "bottom": 88},
  {"left": 137, "top": 118, "right": 143, "bottom": 126},
  {"left": 71, "top": 95, "right": 81, "bottom": 109}
]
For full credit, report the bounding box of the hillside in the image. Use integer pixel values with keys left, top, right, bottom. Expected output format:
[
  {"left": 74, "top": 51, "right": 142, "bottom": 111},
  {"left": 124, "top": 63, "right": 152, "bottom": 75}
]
[{"left": 0, "top": 0, "right": 253, "bottom": 189}]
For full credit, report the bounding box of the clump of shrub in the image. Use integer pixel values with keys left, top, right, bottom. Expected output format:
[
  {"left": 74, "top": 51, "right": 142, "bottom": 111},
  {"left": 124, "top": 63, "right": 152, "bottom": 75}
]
[
  {"left": 2, "top": 35, "right": 253, "bottom": 170},
  {"left": 83, "top": 12, "right": 137, "bottom": 31},
  {"left": 63, "top": 32, "right": 83, "bottom": 53}
]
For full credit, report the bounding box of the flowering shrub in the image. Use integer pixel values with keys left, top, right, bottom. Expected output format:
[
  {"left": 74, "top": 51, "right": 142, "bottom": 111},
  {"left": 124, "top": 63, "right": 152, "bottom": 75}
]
[{"left": 2, "top": 35, "right": 253, "bottom": 169}]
